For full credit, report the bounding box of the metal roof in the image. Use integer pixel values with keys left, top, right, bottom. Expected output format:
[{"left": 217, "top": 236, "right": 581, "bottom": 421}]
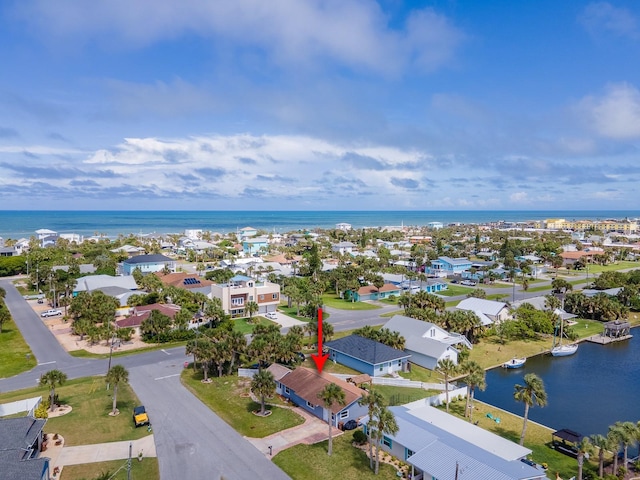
[
  {"left": 383, "top": 315, "right": 470, "bottom": 357},
  {"left": 456, "top": 298, "right": 508, "bottom": 317}
]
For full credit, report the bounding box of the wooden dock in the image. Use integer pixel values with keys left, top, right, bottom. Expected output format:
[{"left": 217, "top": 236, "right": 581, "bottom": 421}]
[{"left": 585, "top": 334, "right": 633, "bottom": 345}]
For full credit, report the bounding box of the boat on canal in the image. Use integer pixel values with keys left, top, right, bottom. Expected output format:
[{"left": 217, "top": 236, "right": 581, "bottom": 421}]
[
  {"left": 551, "top": 317, "right": 578, "bottom": 357},
  {"left": 502, "top": 357, "right": 526, "bottom": 368}
]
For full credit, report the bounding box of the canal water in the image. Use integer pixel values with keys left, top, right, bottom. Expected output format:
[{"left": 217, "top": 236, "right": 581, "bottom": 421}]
[{"left": 475, "top": 331, "right": 640, "bottom": 440}]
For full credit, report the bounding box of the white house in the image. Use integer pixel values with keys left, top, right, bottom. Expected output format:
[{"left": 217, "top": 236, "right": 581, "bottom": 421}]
[
  {"left": 331, "top": 241, "right": 355, "bottom": 255},
  {"left": 383, "top": 315, "right": 472, "bottom": 369},
  {"left": 336, "top": 223, "right": 352, "bottom": 231},
  {"left": 456, "top": 297, "right": 511, "bottom": 326}
]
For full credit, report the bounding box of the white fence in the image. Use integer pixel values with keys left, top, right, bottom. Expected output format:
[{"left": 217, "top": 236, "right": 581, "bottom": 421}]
[
  {"left": 238, "top": 368, "right": 258, "bottom": 378},
  {"left": 403, "top": 387, "right": 468, "bottom": 408},
  {"left": 0, "top": 396, "right": 42, "bottom": 417},
  {"left": 329, "top": 373, "right": 451, "bottom": 391}
]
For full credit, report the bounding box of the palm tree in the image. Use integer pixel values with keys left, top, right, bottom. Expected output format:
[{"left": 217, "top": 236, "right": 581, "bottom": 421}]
[
  {"left": 251, "top": 370, "right": 275, "bottom": 416},
  {"left": 460, "top": 360, "right": 485, "bottom": 422},
  {"left": 358, "top": 389, "right": 385, "bottom": 470},
  {"left": 436, "top": 358, "right": 457, "bottom": 413},
  {"left": 576, "top": 437, "right": 593, "bottom": 480},
  {"left": 40, "top": 369, "right": 68, "bottom": 412},
  {"left": 105, "top": 365, "right": 129, "bottom": 415},
  {"left": 614, "top": 421, "right": 637, "bottom": 470},
  {"left": 374, "top": 407, "right": 399, "bottom": 474},
  {"left": 318, "top": 383, "right": 346, "bottom": 456},
  {"left": 607, "top": 425, "right": 622, "bottom": 475},
  {"left": 589, "top": 433, "right": 611, "bottom": 478},
  {"left": 245, "top": 301, "right": 259, "bottom": 320},
  {"left": 513, "top": 373, "right": 548, "bottom": 445}
]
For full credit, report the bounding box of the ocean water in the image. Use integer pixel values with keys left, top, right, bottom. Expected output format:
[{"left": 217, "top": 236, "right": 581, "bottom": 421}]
[{"left": 0, "top": 210, "right": 639, "bottom": 239}]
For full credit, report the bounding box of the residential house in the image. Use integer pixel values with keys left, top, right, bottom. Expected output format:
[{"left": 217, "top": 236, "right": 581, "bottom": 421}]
[
  {"left": 242, "top": 237, "right": 269, "bottom": 256},
  {"left": 362, "top": 403, "right": 545, "bottom": 480},
  {"left": 266, "top": 364, "right": 292, "bottom": 395},
  {"left": 335, "top": 223, "right": 352, "bottom": 231},
  {"left": 350, "top": 283, "right": 401, "bottom": 302},
  {"left": 383, "top": 315, "right": 471, "bottom": 369},
  {"left": 119, "top": 254, "right": 176, "bottom": 276},
  {"left": 427, "top": 256, "right": 472, "bottom": 277},
  {"left": 239, "top": 226, "right": 258, "bottom": 238},
  {"left": 331, "top": 241, "right": 355, "bottom": 255},
  {"left": 117, "top": 303, "right": 182, "bottom": 331},
  {"left": 455, "top": 297, "right": 510, "bottom": 326},
  {"left": 111, "top": 245, "right": 146, "bottom": 257},
  {"left": 73, "top": 274, "right": 140, "bottom": 307},
  {"left": 0, "top": 246, "right": 17, "bottom": 257},
  {"left": 559, "top": 249, "right": 601, "bottom": 267},
  {"left": 427, "top": 222, "right": 444, "bottom": 229},
  {"left": 278, "top": 367, "right": 367, "bottom": 425},
  {"left": 0, "top": 416, "right": 50, "bottom": 480},
  {"left": 398, "top": 278, "right": 448, "bottom": 294},
  {"left": 155, "top": 272, "right": 213, "bottom": 296},
  {"left": 324, "top": 335, "right": 411, "bottom": 377},
  {"left": 35, "top": 229, "right": 58, "bottom": 247},
  {"left": 210, "top": 275, "right": 280, "bottom": 317}
]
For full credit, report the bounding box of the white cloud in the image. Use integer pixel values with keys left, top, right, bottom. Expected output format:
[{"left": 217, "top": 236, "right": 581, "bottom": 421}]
[
  {"left": 580, "top": 2, "right": 639, "bottom": 39},
  {"left": 509, "top": 192, "right": 529, "bottom": 203},
  {"left": 15, "top": 0, "right": 464, "bottom": 75},
  {"left": 579, "top": 83, "right": 640, "bottom": 139}
]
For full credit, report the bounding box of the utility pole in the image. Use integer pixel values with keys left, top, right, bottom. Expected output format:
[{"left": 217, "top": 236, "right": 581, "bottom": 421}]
[
  {"left": 127, "top": 442, "right": 132, "bottom": 480},
  {"left": 106, "top": 331, "right": 116, "bottom": 389}
]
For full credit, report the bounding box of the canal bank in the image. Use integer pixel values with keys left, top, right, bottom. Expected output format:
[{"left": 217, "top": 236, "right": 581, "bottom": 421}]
[{"left": 475, "top": 330, "right": 639, "bottom": 440}]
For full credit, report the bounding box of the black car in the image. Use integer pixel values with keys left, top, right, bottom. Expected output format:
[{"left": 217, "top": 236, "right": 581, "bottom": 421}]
[{"left": 342, "top": 420, "right": 358, "bottom": 430}]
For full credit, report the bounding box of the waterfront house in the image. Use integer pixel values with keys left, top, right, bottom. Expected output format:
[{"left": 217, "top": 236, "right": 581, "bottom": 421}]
[
  {"left": 383, "top": 315, "right": 471, "bottom": 369},
  {"left": 210, "top": 275, "right": 280, "bottom": 317},
  {"left": 0, "top": 416, "right": 50, "bottom": 480},
  {"left": 278, "top": 367, "right": 367, "bottom": 425},
  {"left": 324, "top": 335, "right": 410, "bottom": 377},
  {"left": 119, "top": 254, "right": 176, "bottom": 276},
  {"left": 455, "top": 297, "right": 510, "bottom": 325},
  {"left": 362, "top": 403, "right": 545, "bottom": 480},
  {"left": 239, "top": 226, "right": 258, "bottom": 238}
]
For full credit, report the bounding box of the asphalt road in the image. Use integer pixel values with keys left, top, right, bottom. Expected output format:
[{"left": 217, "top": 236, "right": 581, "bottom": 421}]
[{"left": 0, "top": 279, "right": 291, "bottom": 480}]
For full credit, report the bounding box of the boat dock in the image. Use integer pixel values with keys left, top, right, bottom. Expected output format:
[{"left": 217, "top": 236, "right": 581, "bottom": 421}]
[{"left": 585, "top": 334, "right": 633, "bottom": 345}]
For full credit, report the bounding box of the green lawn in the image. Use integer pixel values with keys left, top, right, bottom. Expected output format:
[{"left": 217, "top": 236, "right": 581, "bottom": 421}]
[
  {"left": 379, "top": 309, "right": 403, "bottom": 318},
  {"left": 273, "top": 429, "right": 400, "bottom": 480},
  {"left": 397, "top": 363, "right": 439, "bottom": 383},
  {"left": 444, "top": 400, "right": 600, "bottom": 479},
  {"left": 437, "top": 285, "right": 474, "bottom": 297},
  {"left": 372, "top": 385, "right": 436, "bottom": 406},
  {"left": 585, "top": 260, "right": 640, "bottom": 274},
  {"left": 321, "top": 294, "right": 381, "bottom": 311},
  {"left": 233, "top": 316, "right": 278, "bottom": 334},
  {"left": 278, "top": 305, "right": 330, "bottom": 323},
  {"left": 181, "top": 369, "right": 304, "bottom": 438},
  {"left": 60, "top": 458, "right": 159, "bottom": 480},
  {"left": 0, "top": 318, "right": 37, "bottom": 378},
  {"left": 0, "top": 376, "right": 151, "bottom": 446},
  {"left": 68, "top": 341, "right": 187, "bottom": 359}
]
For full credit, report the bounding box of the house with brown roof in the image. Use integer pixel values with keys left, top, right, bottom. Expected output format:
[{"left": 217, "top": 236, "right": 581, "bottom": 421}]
[
  {"left": 278, "top": 367, "right": 367, "bottom": 425},
  {"left": 116, "top": 303, "right": 181, "bottom": 330},
  {"left": 350, "top": 283, "right": 401, "bottom": 302},
  {"left": 559, "top": 249, "right": 602, "bottom": 266},
  {"left": 155, "top": 272, "right": 213, "bottom": 296}
]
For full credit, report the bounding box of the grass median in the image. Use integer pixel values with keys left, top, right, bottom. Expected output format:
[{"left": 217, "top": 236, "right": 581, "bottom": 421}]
[
  {"left": 181, "top": 369, "right": 304, "bottom": 438},
  {"left": 0, "top": 318, "right": 37, "bottom": 378},
  {"left": 60, "top": 458, "right": 159, "bottom": 480},
  {"left": 321, "top": 294, "right": 381, "bottom": 311}
]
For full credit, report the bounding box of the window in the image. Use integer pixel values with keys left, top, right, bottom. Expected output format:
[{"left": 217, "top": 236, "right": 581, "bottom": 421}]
[
  {"left": 379, "top": 365, "right": 383, "bottom": 372},
  {"left": 383, "top": 436, "right": 392, "bottom": 448},
  {"left": 284, "top": 386, "right": 290, "bottom": 395},
  {"left": 406, "top": 448, "right": 415, "bottom": 460},
  {"left": 306, "top": 401, "right": 315, "bottom": 409},
  {"left": 231, "top": 297, "right": 244, "bottom": 306},
  {"left": 259, "top": 295, "right": 264, "bottom": 300},
  {"left": 249, "top": 295, "right": 253, "bottom": 301},
  {"left": 339, "top": 410, "right": 349, "bottom": 419},
  {"left": 272, "top": 293, "right": 278, "bottom": 300},
  {"left": 397, "top": 360, "right": 402, "bottom": 366}
]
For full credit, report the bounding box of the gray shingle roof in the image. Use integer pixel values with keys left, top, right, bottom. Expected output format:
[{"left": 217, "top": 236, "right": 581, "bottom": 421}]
[
  {"left": 324, "top": 335, "right": 410, "bottom": 365},
  {"left": 123, "top": 254, "right": 174, "bottom": 264},
  {"left": 0, "top": 451, "right": 49, "bottom": 480},
  {"left": 0, "top": 417, "right": 46, "bottom": 451}
]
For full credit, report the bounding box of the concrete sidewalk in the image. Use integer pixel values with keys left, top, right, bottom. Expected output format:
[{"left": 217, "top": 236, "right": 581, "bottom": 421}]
[
  {"left": 246, "top": 407, "right": 342, "bottom": 457},
  {"left": 54, "top": 435, "right": 156, "bottom": 467}
]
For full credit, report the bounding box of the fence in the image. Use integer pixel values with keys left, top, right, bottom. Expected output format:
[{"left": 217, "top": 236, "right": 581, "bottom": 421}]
[
  {"left": 0, "top": 396, "right": 42, "bottom": 417},
  {"left": 238, "top": 368, "right": 258, "bottom": 378},
  {"left": 329, "top": 373, "right": 450, "bottom": 391}
]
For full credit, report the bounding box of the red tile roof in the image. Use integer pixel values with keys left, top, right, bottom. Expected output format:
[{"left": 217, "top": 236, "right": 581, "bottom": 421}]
[{"left": 357, "top": 283, "right": 400, "bottom": 295}]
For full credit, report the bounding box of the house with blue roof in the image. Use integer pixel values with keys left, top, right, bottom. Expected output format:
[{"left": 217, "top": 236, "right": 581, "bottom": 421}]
[
  {"left": 363, "top": 403, "right": 546, "bottom": 480},
  {"left": 119, "top": 254, "right": 176, "bottom": 276},
  {"left": 324, "top": 335, "right": 411, "bottom": 377},
  {"left": 427, "top": 256, "right": 472, "bottom": 277}
]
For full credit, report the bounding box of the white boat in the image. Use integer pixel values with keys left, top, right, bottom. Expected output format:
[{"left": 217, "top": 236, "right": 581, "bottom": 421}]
[
  {"left": 502, "top": 357, "right": 526, "bottom": 369},
  {"left": 551, "top": 343, "right": 578, "bottom": 357}
]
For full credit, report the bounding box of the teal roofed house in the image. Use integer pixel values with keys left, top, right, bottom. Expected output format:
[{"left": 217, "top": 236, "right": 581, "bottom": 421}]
[
  {"left": 428, "top": 256, "right": 472, "bottom": 277},
  {"left": 119, "top": 254, "right": 176, "bottom": 276},
  {"left": 242, "top": 237, "right": 268, "bottom": 255}
]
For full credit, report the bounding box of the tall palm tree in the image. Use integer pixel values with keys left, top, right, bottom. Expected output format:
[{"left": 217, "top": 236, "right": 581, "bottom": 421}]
[
  {"left": 105, "top": 365, "right": 129, "bottom": 415},
  {"left": 576, "top": 437, "right": 593, "bottom": 480},
  {"left": 589, "top": 433, "right": 611, "bottom": 478},
  {"left": 245, "top": 301, "right": 259, "bottom": 319},
  {"left": 513, "top": 373, "right": 548, "bottom": 445},
  {"left": 375, "top": 407, "right": 399, "bottom": 474},
  {"left": 436, "top": 358, "right": 457, "bottom": 413},
  {"left": 318, "top": 383, "right": 346, "bottom": 456},
  {"left": 607, "top": 425, "right": 622, "bottom": 475},
  {"left": 460, "top": 361, "right": 486, "bottom": 422},
  {"left": 251, "top": 370, "right": 275, "bottom": 416},
  {"left": 358, "top": 389, "right": 385, "bottom": 470},
  {"left": 614, "top": 421, "right": 637, "bottom": 469},
  {"left": 40, "top": 369, "right": 68, "bottom": 412}
]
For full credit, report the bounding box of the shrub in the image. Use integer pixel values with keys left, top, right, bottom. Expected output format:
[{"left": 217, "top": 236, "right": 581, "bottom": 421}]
[
  {"left": 352, "top": 430, "right": 368, "bottom": 445},
  {"left": 33, "top": 402, "right": 49, "bottom": 419}
]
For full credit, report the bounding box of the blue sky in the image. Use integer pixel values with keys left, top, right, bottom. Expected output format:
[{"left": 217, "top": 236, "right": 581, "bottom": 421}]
[{"left": 0, "top": 0, "right": 639, "bottom": 210}]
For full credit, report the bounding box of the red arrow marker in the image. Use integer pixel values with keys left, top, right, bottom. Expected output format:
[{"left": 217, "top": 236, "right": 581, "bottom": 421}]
[{"left": 311, "top": 308, "right": 329, "bottom": 373}]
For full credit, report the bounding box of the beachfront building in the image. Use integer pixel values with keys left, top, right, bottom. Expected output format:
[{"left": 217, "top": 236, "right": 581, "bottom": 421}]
[
  {"left": 119, "top": 254, "right": 176, "bottom": 276},
  {"left": 362, "top": 403, "right": 546, "bottom": 480},
  {"left": 427, "top": 222, "right": 444, "bottom": 229},
  {"left": 540, "top": 218, "right": 638, "bottom": 234},
  {"left": 336, "top": 222, "right": 352, "bottom": 231},
  {"left": 239, "top": 226, "right": 258, "bottom": 238},
  {"left": 210, "top": 275, "right": 280, "bottom": 317}
]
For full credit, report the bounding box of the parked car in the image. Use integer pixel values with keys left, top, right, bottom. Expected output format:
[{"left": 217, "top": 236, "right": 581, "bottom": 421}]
[
  {"left": 40, "top": 309, "right": 62, "bottom": 317},
  {"left": 37, "top": 298, "right": 44, "bottom": 304},
  {"left": 460, "top": 280, "right": 477, "bottom": 286},
  {"left": 342, "top": 420, "right": 358, "bottom": 430},
  {"left": 265, "top": 312, "right": 278, "bottom": 320},
  {"left": 133, "top": 406, "right": 150, "bottom": 427}
]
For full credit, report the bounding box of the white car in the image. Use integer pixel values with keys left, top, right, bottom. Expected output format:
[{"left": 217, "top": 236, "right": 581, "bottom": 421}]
[
  {"left": 460, "top": 280, "right": 477, "bottom": 286},
  {"left": 265, "top": 312, "right": 278, "bottom": 320},
  {"left": 41, "top": 309, "right": 62, "bottom": 317}
]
